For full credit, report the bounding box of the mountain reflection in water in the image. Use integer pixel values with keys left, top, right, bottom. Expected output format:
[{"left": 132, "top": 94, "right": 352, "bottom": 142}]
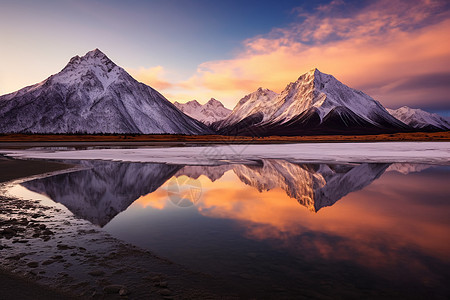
[
  {"left": 23, "top": 159, "right": 388, "bottom": 226},
  {"left": 18, "top": 159, "right": 450, "bottom": 298}
]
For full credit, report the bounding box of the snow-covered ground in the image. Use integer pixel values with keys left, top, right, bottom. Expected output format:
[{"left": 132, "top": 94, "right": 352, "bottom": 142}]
[{"left": 2, "top": 142, "right": 449, "bottom": 165}]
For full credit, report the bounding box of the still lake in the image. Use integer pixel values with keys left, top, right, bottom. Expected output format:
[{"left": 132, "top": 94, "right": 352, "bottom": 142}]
[{"left": 9, "top": 158, "right": 450, "bottom": 298}]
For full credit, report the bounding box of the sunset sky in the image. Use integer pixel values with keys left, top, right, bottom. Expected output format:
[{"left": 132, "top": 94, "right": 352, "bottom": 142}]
[{"left": 1, "top": 0, "right": 449, "bottom": 114}]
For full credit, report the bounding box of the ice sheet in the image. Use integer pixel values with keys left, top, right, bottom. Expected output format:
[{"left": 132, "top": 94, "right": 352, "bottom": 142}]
[{"left": 2, "top": 142, "right": 450, "bottom": 165}]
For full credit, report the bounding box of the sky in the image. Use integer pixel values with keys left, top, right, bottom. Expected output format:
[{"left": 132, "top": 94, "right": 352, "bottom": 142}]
[{"left": 1, "top": 0, "right": 449, "bottom": 114}]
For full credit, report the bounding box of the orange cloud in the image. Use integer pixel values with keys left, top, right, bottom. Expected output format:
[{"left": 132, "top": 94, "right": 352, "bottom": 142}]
[
  {"left": 172, "top": 0, "right": 450, "bottom": 109},
  {"left": 127, "top": 65, "right": 173, "bottom": 90}
]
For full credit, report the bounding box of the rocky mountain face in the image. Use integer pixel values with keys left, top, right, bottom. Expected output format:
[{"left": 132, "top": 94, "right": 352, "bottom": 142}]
[
  {"left": 213, "top": 69, "right": 410, "bottom": 136},
  {"left": 174, "top": 98, "right": 231, "bottom": 125},
  {"left": 387, "top": 106, "right": 450, "bottom": 131},
  {"left": 0, "top": 49, "right": 211, "bottom": 134}
]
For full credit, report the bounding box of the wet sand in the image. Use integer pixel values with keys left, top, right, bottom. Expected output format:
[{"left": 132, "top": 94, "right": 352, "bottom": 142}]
[
  {"left": 0, "top": 158, "right": 78, "bottom": 299},
  {"left": 0, "top": 268, "right": 78, "bottom": 300},
  {"left": 0, "top": 158, "right": 239, "bottom": 299},
  {"left": 0, "top": 156, "right": 74, "bottom": 183}
]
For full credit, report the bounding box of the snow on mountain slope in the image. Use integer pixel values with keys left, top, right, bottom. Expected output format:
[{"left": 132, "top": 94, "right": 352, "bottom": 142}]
[
  {"left": 214, "top": 88, "right": 278, "bottom": 130},
  {"left": 269, "top": 69, "right": 402, "bottom": 125},
  {"left": 174, "top": 98, "right": 231, "bottom": 125},
  {"left": 387, "top": 106, "right": 450, "bottom": 131},
  {"left": 216, "top": 69, "right": 409, "bottom": 135},
  {"left": 0, "top": 49, "right": 212, "bottom": 134}
]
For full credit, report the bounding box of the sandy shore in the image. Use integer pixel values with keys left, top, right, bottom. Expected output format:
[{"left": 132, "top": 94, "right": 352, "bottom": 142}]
[{"left": 0, "top": 158, "right": 240, "bottom": 299}]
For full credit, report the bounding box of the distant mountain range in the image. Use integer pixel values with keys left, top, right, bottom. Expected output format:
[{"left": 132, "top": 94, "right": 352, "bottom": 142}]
[
  {"left": 174, "top": 98, "right": 231, "bottom": 125},
  {"left": 213, "top": 69, "right": 417, "bottom": 135},
  {"left": 0, "top": 49, "right": 448, "bottom": 135},
  {"left": 387, "top": 106, "right": 450, "bottom": 131}
]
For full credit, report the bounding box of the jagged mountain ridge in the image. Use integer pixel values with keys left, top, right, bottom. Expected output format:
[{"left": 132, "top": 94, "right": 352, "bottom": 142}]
[
  {"left": 0, "top": 49, "right": 211, "bottom": 134},
  {"left": 174, "top": 98, "right": 231, "bottom": 125},
  {"left": 214, "top": 69, "right": 410, "bottom": 136},
  {"left": 387, "top": 106, "right": 450, "bottom": 131},
  {"left": 213, "top": 88, "right": 278, "bottom": 130},
  {"left": 175, "top": 164, "right": 233, "bottom": 182}
]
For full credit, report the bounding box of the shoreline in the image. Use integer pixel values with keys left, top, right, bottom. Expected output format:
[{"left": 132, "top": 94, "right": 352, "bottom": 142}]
[
  {"left": 0, "top": 131, "right": 448, "bottom": 149},
  {"left": 0, "top": 156, "right": 75, "bottom": 183},
  {"left": 0, "top": 158, "right": 80, "bottom": 299},
  {"left": 0, "top": 158, "right": 238, "bottom": 299},
  {"left": 1, "top": 155, "right": 449, "bottom": 298}
]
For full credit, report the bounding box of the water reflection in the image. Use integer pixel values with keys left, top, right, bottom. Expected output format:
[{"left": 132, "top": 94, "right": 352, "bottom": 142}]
[
  {"left": 23, "top": 160, "right": 181, "bottom": 226},
  {"left": 17, "top": 160, "right": 450, "bottom": 298}
]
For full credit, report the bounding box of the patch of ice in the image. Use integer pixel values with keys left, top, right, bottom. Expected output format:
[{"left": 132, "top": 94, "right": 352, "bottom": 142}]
[{"left": 2, "top": 142, "right": 449, "bottom": 165}]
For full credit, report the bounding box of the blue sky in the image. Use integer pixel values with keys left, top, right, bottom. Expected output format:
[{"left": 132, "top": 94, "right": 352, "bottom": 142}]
[{"left": 1, "top": 0, "right": 320, "bottom": 78}]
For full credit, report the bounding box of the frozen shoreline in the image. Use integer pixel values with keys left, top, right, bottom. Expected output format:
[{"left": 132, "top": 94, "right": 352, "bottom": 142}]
[{"left": 2, "top": 142, "right": 450, "bottom": 165}]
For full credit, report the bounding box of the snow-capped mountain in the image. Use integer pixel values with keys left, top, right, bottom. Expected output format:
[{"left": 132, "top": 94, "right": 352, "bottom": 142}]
[
  {"left": 0, "top": 49, "right": 211, "bottom": 134},
  {"left": 213, "top": 88, "right": 278, "bottom": 130},
  {"left": 387, "top": 106, "right": 450, "bottom": 131},
  {"left": 174, "top": 98, "right": 231, "bottom": 125},
  {"left": 214, "top": 69, "right": 409, "bottom": 135}
]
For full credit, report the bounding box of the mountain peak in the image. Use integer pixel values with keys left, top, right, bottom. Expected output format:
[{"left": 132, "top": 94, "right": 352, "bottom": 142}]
[
  {"left": 64, "top": 48, "right": 116, "bottom": 72},
  {"left": 297, "top": 68, "right": 330, "bottom": 83},
  {"left": 174, "top": 98, "right": 231, "bottom": 125},
  {"left": 206, "top": 98, "right": 224, "bottom": 107},
  {"left": 185, "top": 99, "right": 201, "bottom": 107},
  {"left": 255, "top": 87, "right": 275, "bottom": 94},
  {"left": 85, "top": 48, "right": 107, "bottom": 58},
  {"left": 308, "top": 67, "right": 319, "bottom": 74}
]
